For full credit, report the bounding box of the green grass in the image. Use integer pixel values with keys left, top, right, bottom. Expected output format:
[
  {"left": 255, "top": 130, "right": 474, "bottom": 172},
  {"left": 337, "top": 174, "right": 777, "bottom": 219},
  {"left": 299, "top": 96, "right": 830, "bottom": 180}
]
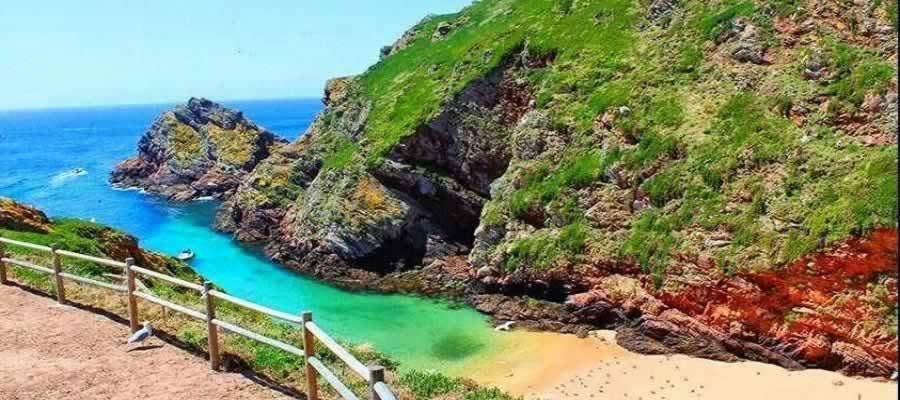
[
  {"left": 620, "top": 93, "right": 898, "bottom": 279},
  {"left": 322, "top": 135, "right": 360, "bottom": 171},
  {"left": 830, "top": 60, "right": 896, "bottom": 105},
  {"left": 696, "top": 1, "right": 756, "bottom": 40},
  {"left": 399, "top": 370, "right": 519, "bottom": 400},
  {"left": 356, "top": 0, "right": 639, "bottom": 163},
  {"left": 824, "top": 40, "right": 897, "bottom": 108},
  {"left": 504, "top": 221, "right": 587, "bottom": 270},
  {"left": 1, "top": 218, "right": 147, "bottom": 278},
  {"left": 400, "top": 370, "right": 464, "bottom": 399},
  {"left": 508, "top": 150, "right": 611, "bottom": 219}
]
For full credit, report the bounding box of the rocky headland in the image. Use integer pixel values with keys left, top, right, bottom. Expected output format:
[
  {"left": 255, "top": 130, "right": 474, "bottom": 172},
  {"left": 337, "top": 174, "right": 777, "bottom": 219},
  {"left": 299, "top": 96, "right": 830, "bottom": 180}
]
[
  {"left": 111, "top": 0, "right": 898, "bottom": 379},
  {"left": 110, "top": 97, "right": 285, "bottom": 201}
]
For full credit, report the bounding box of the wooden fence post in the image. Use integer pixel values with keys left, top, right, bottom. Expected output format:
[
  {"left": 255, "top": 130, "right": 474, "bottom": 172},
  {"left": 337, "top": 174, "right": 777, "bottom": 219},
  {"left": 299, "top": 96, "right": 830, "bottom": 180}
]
[
  {"left": 302, "top": 311, "right": 318, "bottom": 400},
  {"left": 125, "top": 257, "right": 139, "bottom": 333},
  {"left": 369, "top": 365, "right": 385, "bottom": 400},
  {"left": 50, "top": 244, "right": 65, "bottom": 304},
  {"left": 0, "top": 242, "right": 7, "bottom": 285},
  {"left": 203, "top": 281, "right": 221, "bottom": 371}
]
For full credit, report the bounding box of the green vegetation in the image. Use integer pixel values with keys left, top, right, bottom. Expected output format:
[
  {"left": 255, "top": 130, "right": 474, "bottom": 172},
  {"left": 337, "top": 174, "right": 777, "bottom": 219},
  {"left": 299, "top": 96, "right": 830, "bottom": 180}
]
[
  {"left": 321, "top": 135, "right": 360, "bottom": 171},
  {"left": 356, "top": 0, "right": 639, "bottom": 163},
  {"left": 399, "top": 370, "right": 518, "bottom": 400},
  {"left": 400, "top": 370, "right": 464, "bottom": 399},
  {"left": 825, "top": 40, "right": 896, "bottom": 108},
  {"left": 505, "top": 221, "right": 587, "bottom": 270},
  {"left": 696, "top": 1, "right": 755, "bottom": 39},
  {"left": 400, "top": 0, "right": 893, "bottom": 284},
  {"left": 508, "top": 150, "right": 611, "bottom": 219},
  {"left": 0, "top": 218, "right": 181, "bottom": 278},
  {"left": 1, "top": 216, "right": 518, "bottom": 400},
  {"left": 888, "top": 0, "right": 898, "bottom": 29}
]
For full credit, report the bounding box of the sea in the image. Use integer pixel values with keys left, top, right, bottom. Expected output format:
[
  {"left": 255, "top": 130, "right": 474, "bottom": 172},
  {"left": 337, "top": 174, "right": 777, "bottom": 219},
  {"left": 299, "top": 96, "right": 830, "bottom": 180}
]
[{"left": 0, "top": 98, "right": 501, "bottom": 371}]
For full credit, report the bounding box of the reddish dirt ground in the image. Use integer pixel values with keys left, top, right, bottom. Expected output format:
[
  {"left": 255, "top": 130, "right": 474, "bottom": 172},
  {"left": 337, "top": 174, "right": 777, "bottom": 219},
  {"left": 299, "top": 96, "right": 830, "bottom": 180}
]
[{"left": 0, "top": 284, "right": 291, "bottom": 400}]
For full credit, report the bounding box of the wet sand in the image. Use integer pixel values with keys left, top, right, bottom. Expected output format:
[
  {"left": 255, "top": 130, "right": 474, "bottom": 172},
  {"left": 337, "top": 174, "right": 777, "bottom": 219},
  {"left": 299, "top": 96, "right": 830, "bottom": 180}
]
[{"left": 459, "top": 330, "right": 897, "bottom": 400}]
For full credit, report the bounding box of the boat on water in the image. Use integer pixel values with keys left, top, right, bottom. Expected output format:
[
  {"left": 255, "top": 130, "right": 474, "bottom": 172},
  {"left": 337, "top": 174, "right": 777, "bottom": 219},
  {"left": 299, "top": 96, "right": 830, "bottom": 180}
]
[{"left": 176, "top": 249, "right": 195, "bottom": 261}]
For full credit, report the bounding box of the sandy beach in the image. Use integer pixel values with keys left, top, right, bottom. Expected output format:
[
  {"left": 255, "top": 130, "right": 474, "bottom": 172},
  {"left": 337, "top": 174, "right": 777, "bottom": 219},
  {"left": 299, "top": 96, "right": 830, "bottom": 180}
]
[{"left": 460, "top": 330, "right": 897, "bottom": 400}]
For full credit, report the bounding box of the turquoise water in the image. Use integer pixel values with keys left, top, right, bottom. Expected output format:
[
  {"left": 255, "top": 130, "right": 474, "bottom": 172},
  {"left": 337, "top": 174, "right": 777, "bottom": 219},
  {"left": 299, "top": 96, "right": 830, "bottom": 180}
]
[{"left": 0, "top": 100, "right": 497, "bottom": 370}]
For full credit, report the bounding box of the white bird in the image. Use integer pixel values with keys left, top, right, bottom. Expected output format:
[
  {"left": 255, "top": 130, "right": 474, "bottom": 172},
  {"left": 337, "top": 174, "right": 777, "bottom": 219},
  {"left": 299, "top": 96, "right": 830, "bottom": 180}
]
[
  {"left": 891, "top": 370, "right": 898, "bottom": 381},
  {"left": 127, "top": 321, "right": 154, "bottom": 345},
  {"left": 494, "top": 321, "right": 515, "bottom": 332}
]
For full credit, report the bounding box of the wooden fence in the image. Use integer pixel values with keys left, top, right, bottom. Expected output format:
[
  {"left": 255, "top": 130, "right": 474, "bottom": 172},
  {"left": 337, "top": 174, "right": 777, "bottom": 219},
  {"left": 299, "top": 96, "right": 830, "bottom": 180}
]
[{"left": 0, "top": 236, "right": 397, "bottom": 400}]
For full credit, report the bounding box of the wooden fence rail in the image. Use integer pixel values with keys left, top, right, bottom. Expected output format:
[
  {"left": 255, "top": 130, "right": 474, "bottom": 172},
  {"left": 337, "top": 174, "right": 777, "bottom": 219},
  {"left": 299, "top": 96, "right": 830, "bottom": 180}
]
[{"left": 0, "top": 236, "right": 397, "bottom": 400}]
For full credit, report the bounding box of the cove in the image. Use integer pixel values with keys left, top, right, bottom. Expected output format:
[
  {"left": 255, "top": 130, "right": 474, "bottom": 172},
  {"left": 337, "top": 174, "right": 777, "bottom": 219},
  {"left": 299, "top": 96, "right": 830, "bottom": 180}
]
[
  {"left": 0, "top": 100, "right": 503, "bottom": 371},
  {"left": 142, "top": 199, "right": 499, "bottom": 370}
]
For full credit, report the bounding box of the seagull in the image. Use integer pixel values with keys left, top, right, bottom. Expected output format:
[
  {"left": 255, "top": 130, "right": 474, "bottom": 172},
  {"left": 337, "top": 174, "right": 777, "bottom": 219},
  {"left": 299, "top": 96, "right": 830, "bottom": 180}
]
[
  {"left": 494, "top": 321, "right": 515, "bottom": 332},
  {"left": 891, "top": 370, "right": 898, "bottom": 381},
  {"left": 127, "top": 321, "right": 154, "bottom": 345}
]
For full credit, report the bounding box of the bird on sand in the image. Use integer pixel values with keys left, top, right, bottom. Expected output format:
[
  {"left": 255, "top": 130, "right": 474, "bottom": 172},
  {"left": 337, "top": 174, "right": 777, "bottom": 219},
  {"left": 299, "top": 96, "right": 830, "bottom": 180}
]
[
  {"left": 127, "top": 321, "right": 154, "bottom": 345},
  {"left": 494, "top": 321, "right": 515, "bottom": 332}
]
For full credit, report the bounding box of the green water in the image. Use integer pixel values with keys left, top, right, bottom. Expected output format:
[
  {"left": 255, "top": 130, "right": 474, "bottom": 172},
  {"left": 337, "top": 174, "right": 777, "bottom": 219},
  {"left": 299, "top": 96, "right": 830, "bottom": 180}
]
[
  {"left": 0, "top": 101, "right": 504, "bottom": 372},
  {"left": 141, "top": 201, "right": 500, "bottom": 370}
]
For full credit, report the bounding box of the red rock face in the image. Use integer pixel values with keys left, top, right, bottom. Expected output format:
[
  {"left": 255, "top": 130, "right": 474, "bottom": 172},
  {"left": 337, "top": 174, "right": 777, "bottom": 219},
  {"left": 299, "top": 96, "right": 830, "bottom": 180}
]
[
  {"left": 0, "top": 198, "right": 52, "bottom": 233},
  {"left": 660, "top": 229, "right": 898, "bottom": 376}
]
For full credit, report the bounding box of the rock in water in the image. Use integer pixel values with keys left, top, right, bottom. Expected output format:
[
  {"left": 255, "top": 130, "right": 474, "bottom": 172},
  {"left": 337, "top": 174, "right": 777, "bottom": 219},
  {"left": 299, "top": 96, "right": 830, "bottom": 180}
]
[{"left": 110, "top": 98, "right": 285, "bottom": 201}]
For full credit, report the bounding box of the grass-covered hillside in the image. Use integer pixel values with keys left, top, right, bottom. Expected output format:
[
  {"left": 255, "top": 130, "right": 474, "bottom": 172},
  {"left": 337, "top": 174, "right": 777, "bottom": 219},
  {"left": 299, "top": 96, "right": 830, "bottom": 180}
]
[
  {"left": 349, "top": 0, "right": 898, "bottom": 280},
  {"left": 227, "top": 0, "right": 897, "bottom": 280},
  {"left": 211, "top": 0, "right": 897, "bottom": 376}
]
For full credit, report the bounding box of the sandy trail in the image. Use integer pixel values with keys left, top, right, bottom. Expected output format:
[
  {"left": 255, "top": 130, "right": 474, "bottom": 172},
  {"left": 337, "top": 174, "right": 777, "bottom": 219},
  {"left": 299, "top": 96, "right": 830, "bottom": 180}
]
[
  {"left": 0, "top": 284, "right": 291, "bottom": 400},
  {"left": 462, "top": 331, "right": 897, "bottom": 400}
]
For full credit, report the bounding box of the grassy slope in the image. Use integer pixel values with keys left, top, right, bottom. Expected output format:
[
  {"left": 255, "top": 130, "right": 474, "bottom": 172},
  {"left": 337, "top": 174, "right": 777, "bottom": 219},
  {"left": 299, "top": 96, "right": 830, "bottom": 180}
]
[
  {"left": 318, "top": 0, "right": 896, "bottom": 282},
  {"left": 1, "top": 219, "right": 517, "bottom": 400}
]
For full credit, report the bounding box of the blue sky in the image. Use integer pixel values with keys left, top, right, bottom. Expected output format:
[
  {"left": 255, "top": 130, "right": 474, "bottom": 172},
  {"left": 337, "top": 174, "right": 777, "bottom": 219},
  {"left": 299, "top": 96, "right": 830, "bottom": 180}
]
[{"left": 0, "top": 0, "right": 472, "bottom": 110}]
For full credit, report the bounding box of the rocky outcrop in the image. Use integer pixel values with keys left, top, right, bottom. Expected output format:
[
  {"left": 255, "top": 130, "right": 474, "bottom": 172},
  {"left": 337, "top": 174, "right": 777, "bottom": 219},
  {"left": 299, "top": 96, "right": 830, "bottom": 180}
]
[
  {"left": 0, "top": 198, "right": 185, "bottom": 276},
  {"left": 716, "top": 18, "right": 770, "bottom": 65},
  {"left": 0, "top": 198, "right": 52, "bottom": 233},
  {"left": 252, "top": 51, "right": 547, "bottom": 279},
  {"left": 110, "top": 98, "right": 285, "bottom": 201}
]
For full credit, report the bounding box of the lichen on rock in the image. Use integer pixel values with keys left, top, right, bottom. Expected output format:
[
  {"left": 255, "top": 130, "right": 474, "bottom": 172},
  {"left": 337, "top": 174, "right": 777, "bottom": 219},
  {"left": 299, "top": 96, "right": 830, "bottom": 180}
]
[{"left": 110, "top": 97, "right": 285, "bottom": 201}]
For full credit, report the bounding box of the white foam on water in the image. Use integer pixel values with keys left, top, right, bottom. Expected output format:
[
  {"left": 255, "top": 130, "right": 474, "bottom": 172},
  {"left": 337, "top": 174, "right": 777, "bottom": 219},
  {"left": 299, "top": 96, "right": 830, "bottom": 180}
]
[{"left": 49, "top": 168, "right": 88, "bottom": 187}]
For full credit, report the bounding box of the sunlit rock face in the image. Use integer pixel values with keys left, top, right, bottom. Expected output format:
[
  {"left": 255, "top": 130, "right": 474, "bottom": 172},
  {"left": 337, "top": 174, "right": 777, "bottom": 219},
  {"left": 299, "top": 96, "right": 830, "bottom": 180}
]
[{"left": 110, "top": 97, "right": 285, "bottom": 201}]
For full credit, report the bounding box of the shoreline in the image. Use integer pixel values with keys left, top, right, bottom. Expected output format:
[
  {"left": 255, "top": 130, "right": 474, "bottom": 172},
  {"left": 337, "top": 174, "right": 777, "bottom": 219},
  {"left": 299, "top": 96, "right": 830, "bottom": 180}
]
[
  {"left": 106, "top": 182, "right": 897, "bottom": 383},
  {"left": 455, "top": 329, "right": 897, "bottom": 399}
]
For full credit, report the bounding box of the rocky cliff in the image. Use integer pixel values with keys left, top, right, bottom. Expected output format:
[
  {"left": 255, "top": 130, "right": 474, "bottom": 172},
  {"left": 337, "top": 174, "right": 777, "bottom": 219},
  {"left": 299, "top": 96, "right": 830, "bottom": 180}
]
[
  {"left": 110, "top": 98, "right": 285, "bottom": 201},
  {"left": 121, "top": 0, "right": 898, "bottom": 378}
]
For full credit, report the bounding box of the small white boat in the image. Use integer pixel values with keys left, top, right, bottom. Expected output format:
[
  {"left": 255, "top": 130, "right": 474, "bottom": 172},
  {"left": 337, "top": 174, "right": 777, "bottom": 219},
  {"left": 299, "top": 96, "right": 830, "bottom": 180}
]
[{"left": 176, "top": 249, "right": 195, "bottom": 261}]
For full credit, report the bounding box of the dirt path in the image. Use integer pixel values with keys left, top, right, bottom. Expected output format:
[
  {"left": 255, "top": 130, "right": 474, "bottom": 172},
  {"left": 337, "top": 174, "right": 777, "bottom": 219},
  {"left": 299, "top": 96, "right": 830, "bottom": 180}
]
[{"left": 0, "top": 284, "right": 292, "bottom": 400}]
